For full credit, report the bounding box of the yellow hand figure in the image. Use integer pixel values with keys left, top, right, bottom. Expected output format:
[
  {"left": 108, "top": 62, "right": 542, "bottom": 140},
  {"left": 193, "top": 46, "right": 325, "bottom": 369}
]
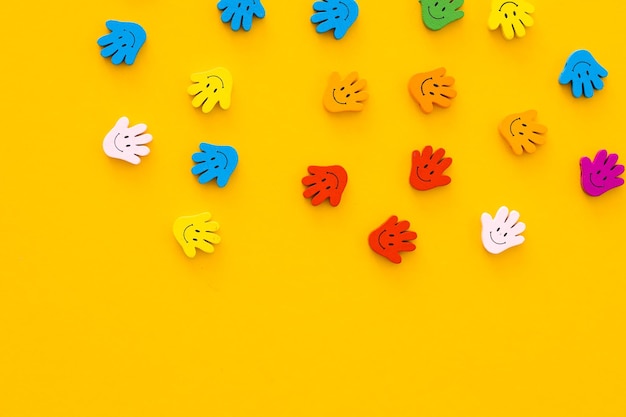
[
  {"left": 323, "top": 71, "right": 368, "bottom": 112},
  {"left": 173, "top": 212, "right": 221, "bottom": 258},
  {"left": 188, "top": 67, "right": 233, "bottom": 113},
  {"left": 488, "top": 0, "right": 534, "bottom": 40},
  {"left": 498, "top": 110, "right": 547, "bottom": 155}
]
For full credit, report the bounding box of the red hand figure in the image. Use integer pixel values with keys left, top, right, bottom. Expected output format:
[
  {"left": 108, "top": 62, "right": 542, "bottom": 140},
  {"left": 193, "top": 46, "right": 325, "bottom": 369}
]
[
  {"left": 302, "top": 165, "right": 348, "bottom": 206},
  {"left": 409, "top": 145, "right": 452, "bottom": 191},
  {"left": 368, "top": 216, "right": 417, "bottom": 264}
]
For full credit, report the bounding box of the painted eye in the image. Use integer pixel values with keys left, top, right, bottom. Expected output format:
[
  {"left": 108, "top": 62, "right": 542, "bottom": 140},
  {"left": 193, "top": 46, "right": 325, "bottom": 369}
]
[
  {"left": 597, "top": 170, "right": 601, "bottom": 174},
  {"left": 504, "top": 13, "right": 508, "bottom": 18},
  {"left": 496, "top": 227, "right": 500, "bottom": 232},
  {"left": 504, "top": 232, "right": 508, "bottom": 237}
]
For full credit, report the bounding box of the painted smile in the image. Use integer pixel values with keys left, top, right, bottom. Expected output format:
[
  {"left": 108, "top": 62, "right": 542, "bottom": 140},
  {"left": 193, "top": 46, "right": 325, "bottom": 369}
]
[
  {"left": 420, "top": 77, "right": 433, "bottom": 96},
  {"left": 489, "top": 231, "right": 506, "bottom": 245},
  {"left": 182, "top": 224, "right": 193, "bottom": 243},
  {"left": 509, "top": 117, "right": 521, "bottom": 136},
  {"left": 416, "top": 168, "right": 431, "bottom": 182},
  {"left": 377, "top": 230, "right": 388, "bottom": 249},
  {"left": 427, "top": 6, "right": 444, "bottom": 19},
  {"left": 332, "top": 89, "right": 347, "bottom": 104},
  {"left": 589, "top": 174, "right": 604, "bottom": 189}
]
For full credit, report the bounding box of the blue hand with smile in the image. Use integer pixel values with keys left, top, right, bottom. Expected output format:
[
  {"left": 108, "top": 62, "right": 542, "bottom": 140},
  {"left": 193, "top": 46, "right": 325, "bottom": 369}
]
[
  {"left": 191, "top": 143, "right": 239, "bottom": 187},
  {"left": 559, "top": 50, "right": 608, "bottom": 98},
  {"left": 311, "top": 0, "right": 359, "bottom": 40},
  {"left": 97, "top": 20, "right": 146, "bottom": 65}
]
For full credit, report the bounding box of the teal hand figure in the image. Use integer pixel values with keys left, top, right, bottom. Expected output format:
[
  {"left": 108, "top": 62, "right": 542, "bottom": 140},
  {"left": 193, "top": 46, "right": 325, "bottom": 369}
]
[
  {"left": 191, "top": 143, "right": 239, "bottom": 187},
  {"left": 311, "top": 0, "right": 359, "bottom": 40},
  {"left": 559, "top": 50, "right": 608, "bottom": 98},
  {"left": 217, "top": 0, "right": 265, "bottom": 31},
  {"left": 97, "top": 20, "right": 146, "bottom": 65},
  {"left": 420, "top": 0, "right": 464, "bottom": 31}
]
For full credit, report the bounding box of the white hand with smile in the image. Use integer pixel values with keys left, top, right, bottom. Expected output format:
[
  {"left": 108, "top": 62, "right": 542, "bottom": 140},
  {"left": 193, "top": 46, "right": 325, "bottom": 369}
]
[{"left": 481, "top": 206, "right": 526, "bottom": 254}]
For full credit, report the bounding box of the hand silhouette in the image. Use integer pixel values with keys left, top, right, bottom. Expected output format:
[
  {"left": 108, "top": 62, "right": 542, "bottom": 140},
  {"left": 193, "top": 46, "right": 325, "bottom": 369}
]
[
  {"left": 408, "top": 67, "right": 456, "bottom": 113},
  {"left": 580, "top": 149, "right": 624, "bottom": 197},
  {"left": 410, "top": 146, "right": 452, "bottom": 191},
  {"left": 420, "top": 0, "right": 464, "bottom": 31},
  {"left": 188, "top": 67, "right": 233, "bottom": 113},
  {"left": 481, "top": 206, "right": 525, "bottom": 254},
  {"left": 323, "top": 72, "right": 368, "bottom": 112},
  {"left": 311, "top": 0, "right": 359, "bottom": 40},
  {"left": 302, "top": 165, "right": 348, "bottom": 206},
  {"left": 102, "top": 117, "right": 152, "bottom": 165},
  {"left": 369, "top": 216, "right": 417, "bottom": 264},
  {"left": 498, "top": 110, "right": 547, "bottom": 155},
  {"left": 173, "top": 212, "right": 221, "bottom": 258},
  {"left": 191, "top": 143, "right": 239, "bottom": 187},
  {"left": 559, "top": 50, "right": 608, "bottom": 98},
  {"left": 97, "top": 20, "right": 146, "bottom": 65},
  {"left": 487, "top": 0, "right": 534, "bottom": 40},
  {"left": 217, "top": 0, "right": 265, "bottom": 31}
]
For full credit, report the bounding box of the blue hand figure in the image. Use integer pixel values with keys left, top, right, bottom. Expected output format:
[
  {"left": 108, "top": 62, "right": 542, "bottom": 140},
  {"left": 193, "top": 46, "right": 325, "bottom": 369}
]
[
  {"left": 191, "top": 143, "right": 239, "bottom": 187},
  {"left": 97, "top": 20, "right": 146, "bottom": 65},
  {"left": 311, "top": 0, "right": 359, "bottom": 40},
  {"left": 217, "top": 0, "right": 266, "bottom": 31},
  {"left": 559, "top": 50, "right": 608, "bottom": 98}
]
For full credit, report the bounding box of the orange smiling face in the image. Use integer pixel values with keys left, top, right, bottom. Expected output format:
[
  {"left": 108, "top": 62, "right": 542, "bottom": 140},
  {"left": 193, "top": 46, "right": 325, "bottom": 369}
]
[
  {"left": 408, "top": 67, "right": 457, "bottom": 114},
  {"left": 323, "top": 71, "right": 369, "bottom": 112}
]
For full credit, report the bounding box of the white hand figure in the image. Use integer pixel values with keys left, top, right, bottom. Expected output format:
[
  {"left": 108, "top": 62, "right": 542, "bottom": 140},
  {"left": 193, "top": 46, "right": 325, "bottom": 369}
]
[
  {"left": 103, "top": 116, "right": 152, "bottom": 165},
  {"left": 481, "top": 206, "right": 526, "bottom": 254}
]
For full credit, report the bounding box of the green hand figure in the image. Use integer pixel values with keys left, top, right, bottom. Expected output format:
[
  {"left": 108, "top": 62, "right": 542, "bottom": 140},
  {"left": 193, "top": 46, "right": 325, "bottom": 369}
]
[{"left": 419, "top": 0, "right": 464, "bottom": 31}]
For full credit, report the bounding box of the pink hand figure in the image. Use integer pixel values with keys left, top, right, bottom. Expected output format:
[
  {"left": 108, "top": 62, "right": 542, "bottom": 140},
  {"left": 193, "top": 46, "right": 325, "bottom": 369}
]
[{"left": 580, "top": 149, "right": 624, "bottom": 196}]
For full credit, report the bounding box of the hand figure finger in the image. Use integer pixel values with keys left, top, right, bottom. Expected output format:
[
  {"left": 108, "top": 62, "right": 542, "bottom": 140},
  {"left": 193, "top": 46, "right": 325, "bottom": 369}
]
[
  {"left": 505, "top": 209, "right": 521, "bottom": 226},
  {"left": 431, "top": 148, "right": 445, "bottom": 162},
  {"left": 133, "top": 133, "right": 152, "bottom": 145},
  {"left": 593, "top": 149, "right": 608, "bottom": 165},
  {"left": 528, "top": 132, "right": 545, "bottom": 145},
  {"left": 437, "top": 86, "right": 456, "bottom": 98},
  {"left": 316, "top": 20, "right": 336, "bottom": 33},
  {"left": 582, "top": 79, "right": 594, "bottom": 98},
  {"left": 595, "top": 65, "right": 608, "bottom": 78},
  {"left": 481, "top": 212, "right": 494, "bottom": 226},
  {"left": 114, "top": 116, "right": 130, "bottom": 130},
  {"left": 97, "top": 33, "right": 115, "bottom": 47},
  {"left": 605, "top": 152, "right": 619, "bottom": 168},
  {"left": 400, "top": 231, "right": 418, "bottom": 241},
  {"left": 254, "top": 3, "right": 266, "bottom": 18},
  {"left": 431, "top": 94, "right": 452, "bottom": 108},
  {"left": 437, "top": 157, "right": 452, "bottom": 171},
  {"left": 530, "top": 122, "right": 547, "bottom": 135},
  {"left": 487, "top": 12, "right": 501, "bottom": 30},
  {"left": 231, "top": 14, "right": 244, "bottom": 31},
  {"left": 203, "top": 220, "right": 220, "bottom": 232},
  {"left": 494, "top": 206, "right": 509, "bottom": 224},
  {"left": 509, "top": 221, "right": 526, "bottom": 235},
  {"left": 221, "top": 8, "right": 237, "bottom": 23},
  {"left": 191, "top": 91, "right": 210, "bottom": 108},
  {"left": 217, "top": 0, "right": 229, "bottom": 10},
  {"left": 519, "top": 12, "right": 534, "bottom": 26},
  {"left": 571, "top": 80, "right": 584, "bottom": 98},
  {"left": 509, "top": 234, "right": 525, "bottom": 248},
  {"left": 522, "top": 140, "right": 536, "bottom": 153},
  {"left": 201, "top": 97, "right": 219, "bottom": 113},
  {"left": 345, "top": 72, "right": 359, "bottom": 85},
  {"left": 502, "top": 22, "right": 515, "bottom": 40},
  {"left": 195, "top": 239, "right": 216, "bottom": 254},
  {"left": 303, "top": 184, "right": 322, "bottom": 199},
  {"left": 100, "top": 44, "right": 118, "bottom": 58},
  {"left": 395, "top": 220, "right": 410, "bottom": 231},
  {"left": 610, "top": 164, "right": 625, "bottom": 177},
  {"left": 350, "top": 79, "right": 367, "bottom": 93},
  {"left": 310, "top": 12, "right": 329, "bottom": 23},
  {"left": 133, "top": 145, "right": 150, "bottom": 157},
  {"left": 128, "top": 123, "right": 148, "bottom": 136},
  {"left": 351, "top": 90, "right": 369, "bottom": 102},
  {"left": 126, "top": 154, "right": 141, "bottom": 165},
  {"left": 242, "top": 11, "right": 254, "bottom": 31},
  {"left": 397, "top": 242, "right": 417, "bottom": 252},
  {"left": 421, "top": 146, "right": 433, "bottom": 160},
  {"left": 302, "top": 175, "right": 319, "bottom": 186},
  {"left": 198, "top": 170, "right": 218, "bottom": 184},
  {"left": 313, "top": 1, "right": 330, "bottom": 12},
  {"left": 111, "top": 50, "right": 126, "bottom": 65},
  {"left": 437, "top": 76, "right": 455, "bottom": 87},
  {"left": 591, "top": 76, "right": 604, "bottom": 91},
  {"left": 513, "top": 21, "right": 526, "bottom": 37}
]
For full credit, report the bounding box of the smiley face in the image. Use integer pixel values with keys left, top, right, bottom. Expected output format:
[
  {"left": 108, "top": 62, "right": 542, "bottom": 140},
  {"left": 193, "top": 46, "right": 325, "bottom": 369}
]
[
  {"left": 323, "top": 71, "right": 368, "bottom": 112},
  {"left": 188, "top": 67, "right": 233, "bottom": 113},
  {"left": 420, "top": 0, "right": 464, "bottom": 31},
  {"left": 480, "top": 206, "right": 526, "bottom": 255},
  {"left": 497, "top": 110, "right": 547, "bottom": 155},
  {"left": 173, "top": 212, "right": 221, "bottom": 258},
  {"left": 408, "top": 67, "right": 456, "bottom": 114},
  {"left": 487, "top": 0, "right": 534, "bottom": 39}
]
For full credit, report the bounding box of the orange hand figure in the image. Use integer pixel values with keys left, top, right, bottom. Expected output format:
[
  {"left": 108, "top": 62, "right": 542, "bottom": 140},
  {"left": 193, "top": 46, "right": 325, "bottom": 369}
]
[
  {"left": 409, "top": 146, "right": 452, "bottom": 191},
  {"left": 302, "top": 165, "right": 348, "bottom": 206},
  {"left": 408, "top": 67, "right": 457, "bottom": 113},
  {"left": 323, "top": 72, "right": 368, "bottom": 112},
  {"left": 368, "top": 216, "right": 417, "bottom": 264},
  {"left": 498, "top": 110, "right": 547, "bottom": 155}
]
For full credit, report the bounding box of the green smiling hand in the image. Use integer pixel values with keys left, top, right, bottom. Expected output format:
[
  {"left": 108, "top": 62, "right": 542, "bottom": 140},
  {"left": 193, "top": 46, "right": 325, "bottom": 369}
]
[{"left": 419, "top": 0, "right": 464, "bottom": 31}]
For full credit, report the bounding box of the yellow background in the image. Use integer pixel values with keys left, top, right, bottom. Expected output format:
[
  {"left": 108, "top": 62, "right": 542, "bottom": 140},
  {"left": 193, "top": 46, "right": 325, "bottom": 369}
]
[{"left": 2, "top": 1, "right": 626, "bottom": 416}]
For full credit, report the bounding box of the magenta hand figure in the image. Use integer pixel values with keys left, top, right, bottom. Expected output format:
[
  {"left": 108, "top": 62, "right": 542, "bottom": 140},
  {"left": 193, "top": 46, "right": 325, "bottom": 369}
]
[{"left": 580, "top": 149, "right": 624, "bottom": 196}]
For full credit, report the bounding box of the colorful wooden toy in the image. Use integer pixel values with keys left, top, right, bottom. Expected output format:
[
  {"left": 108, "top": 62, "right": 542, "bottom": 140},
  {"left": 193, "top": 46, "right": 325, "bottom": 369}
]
[
  {"left": 368, "top": 216, "right": 417, "bottom": 264},
  {"left": 498, "top": 110, "right": 547, "bottom": 155},
  {"left": 302, "top": 165, "right": 348, "bottom": 206},
  {"left": 408, "top": 68, "right": 456, "bottom": 114}
]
